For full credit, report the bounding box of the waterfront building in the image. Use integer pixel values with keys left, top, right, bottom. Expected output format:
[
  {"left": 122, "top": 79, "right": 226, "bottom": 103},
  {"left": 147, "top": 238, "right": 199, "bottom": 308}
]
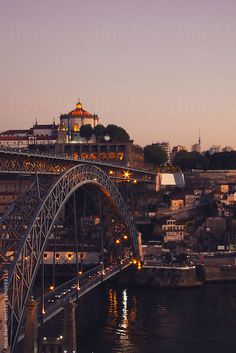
[{"left": 162, "top": 219, "right": 185, "bottom": 242}]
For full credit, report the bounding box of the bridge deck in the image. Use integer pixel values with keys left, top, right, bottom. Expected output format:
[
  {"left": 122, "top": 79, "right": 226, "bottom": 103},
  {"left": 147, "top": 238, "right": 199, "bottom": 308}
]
[
  {"left": 18, "top": 260, "right": 131, "bottom": 342},
  {"left": 0, "top": 148, "right": 156, "bottom": 178}
]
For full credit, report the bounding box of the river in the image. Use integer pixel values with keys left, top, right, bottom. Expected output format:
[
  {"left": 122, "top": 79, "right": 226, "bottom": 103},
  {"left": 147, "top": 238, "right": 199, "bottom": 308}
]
[{"left": 46, "top": 282, "right": 236, "bottom": 353}]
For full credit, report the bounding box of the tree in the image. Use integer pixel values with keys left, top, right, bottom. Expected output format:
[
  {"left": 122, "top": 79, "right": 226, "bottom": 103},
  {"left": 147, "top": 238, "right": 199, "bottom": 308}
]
[
  {"left": 143, "top": 144, "right": 167, "bottom": 166},
  {"left": 80, "top": 124, "right": 94, "bottom": 140},
  {"left": 208, "top": 151, "right": 236, "bottom": 169},
  {"left": 105, "top": 124, "right": 130, "bottom": 143},
  {"left": 94, "top": 124, "right": 106, "bottom": 140},
  {"left": 172, "top": 151, "right": 209, "bottom": 171}
]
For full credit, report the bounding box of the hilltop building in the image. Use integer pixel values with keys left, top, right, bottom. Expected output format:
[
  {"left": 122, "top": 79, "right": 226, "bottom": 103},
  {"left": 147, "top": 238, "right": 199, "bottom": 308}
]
[
  {"left": 0, "top": 99, "right": 144, "bottom": 168},
  {"left": 172, "top": 145, "right": 187, "bottom": 156},
  {"left": 58, "top": 100, "right": 99, "bottom": 144},
  {"left": 152, "top": 142, "right": 171, "bottom": 163}
]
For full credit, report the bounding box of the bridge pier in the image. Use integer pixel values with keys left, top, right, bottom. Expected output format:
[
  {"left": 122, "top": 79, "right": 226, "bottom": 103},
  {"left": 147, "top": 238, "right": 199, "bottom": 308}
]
[
  {"left": 0, "top": 292, "right": 9, "bottom": 353},
  {"left": 23, "top": 298, "right": 38, "bottom": 353},
  {"left": 63, "top": 301, "right": 77, "bottom": 353}
]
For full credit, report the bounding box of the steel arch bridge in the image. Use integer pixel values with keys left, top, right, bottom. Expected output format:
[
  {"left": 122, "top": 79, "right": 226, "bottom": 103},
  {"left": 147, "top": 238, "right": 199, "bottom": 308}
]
[{"left": 0, "top": 164, "right": 140, "bottom": 352}]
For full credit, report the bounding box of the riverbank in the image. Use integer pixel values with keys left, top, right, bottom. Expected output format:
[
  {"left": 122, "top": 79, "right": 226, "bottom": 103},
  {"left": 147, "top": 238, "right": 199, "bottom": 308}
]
[{"left": 116, "top": 263, "right": 236, "bottom": 288}]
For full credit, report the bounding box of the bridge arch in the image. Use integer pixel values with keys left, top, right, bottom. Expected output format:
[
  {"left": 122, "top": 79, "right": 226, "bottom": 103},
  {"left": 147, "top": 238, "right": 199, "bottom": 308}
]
[{"left": 1, "top": 164, "right": 139, "bottom": 351}]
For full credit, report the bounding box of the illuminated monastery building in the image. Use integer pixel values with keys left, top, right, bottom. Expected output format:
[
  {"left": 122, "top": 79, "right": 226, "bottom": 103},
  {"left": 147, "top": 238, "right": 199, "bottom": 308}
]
[{"left": 0, "top": 100, "right": 144, "bottom": 168}]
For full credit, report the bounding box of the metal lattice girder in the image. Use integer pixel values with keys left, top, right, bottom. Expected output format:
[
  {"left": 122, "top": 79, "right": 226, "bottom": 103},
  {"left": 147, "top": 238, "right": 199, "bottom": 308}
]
[
  {"left": 0, "top": 164, "right": 139, "bottom": 352},
  {"left": 0, "top": 149, "right": 156, "bottom": 184},
  {"left": 0, "top": 150, "right": 71, "bottom": 174}
]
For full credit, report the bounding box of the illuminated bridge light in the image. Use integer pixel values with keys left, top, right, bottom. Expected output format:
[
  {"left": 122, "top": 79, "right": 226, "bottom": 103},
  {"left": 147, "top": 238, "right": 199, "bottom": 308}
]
[{"left": 123, "top": 171, "right": 130, "bottom": 179}]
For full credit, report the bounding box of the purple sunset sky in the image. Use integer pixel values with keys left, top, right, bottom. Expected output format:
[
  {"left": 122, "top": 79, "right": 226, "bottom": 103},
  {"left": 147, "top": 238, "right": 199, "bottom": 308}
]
[{"left": 1, "top": 0, "right": 236, "bottom": 149}]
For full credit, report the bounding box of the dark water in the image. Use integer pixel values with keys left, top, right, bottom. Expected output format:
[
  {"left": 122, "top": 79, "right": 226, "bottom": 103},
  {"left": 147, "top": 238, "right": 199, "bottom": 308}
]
[
  {"left": 44, "top": 283, "right": 236, "bottom": 353},
  {"left": 74, "top": 284, "right": 236, "bottom": 353}
]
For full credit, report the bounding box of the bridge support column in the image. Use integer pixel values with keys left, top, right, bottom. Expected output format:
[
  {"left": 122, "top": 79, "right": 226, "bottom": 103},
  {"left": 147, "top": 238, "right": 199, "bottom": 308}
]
[
  {"left": 63, "top": 301, "right": 77, "bottom": 353},
  {"left": 0, "top": 292, "right": 9, "bottom": 353},
  {"left": 23, "top": 298, "right": 38, "bottom": 353}
]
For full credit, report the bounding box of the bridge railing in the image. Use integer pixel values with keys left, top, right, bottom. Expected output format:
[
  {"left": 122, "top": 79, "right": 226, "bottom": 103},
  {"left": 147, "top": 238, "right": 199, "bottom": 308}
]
[
  {"left": 41, "top": 259, "right": 131, "bottom": 323},
  {"left": 17, "top": 259, "right": 131, "bottom": 342},
  {"left": 0, "top": 147, "right": 156, "bottom": 175}
]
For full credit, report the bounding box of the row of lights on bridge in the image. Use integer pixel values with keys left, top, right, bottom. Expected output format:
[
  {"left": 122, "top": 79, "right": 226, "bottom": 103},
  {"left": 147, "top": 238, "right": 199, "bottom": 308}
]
[
  {"left": 114, "top": 235, "right": 142, "bottom": 269},
  {"left": 108, "top": 169, "right": 138, "bottom": 183}
]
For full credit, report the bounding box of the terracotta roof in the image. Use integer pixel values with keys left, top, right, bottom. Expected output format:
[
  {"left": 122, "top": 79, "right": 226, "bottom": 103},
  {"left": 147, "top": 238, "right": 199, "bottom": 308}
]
[
  {"left": 0, "top": 129, "right": 30, "bottom": 136},
  {"left": 66, "top": 100, "right": 95, "bottom": 117},
  {"left": 0, "top": 136, "right": 29, "bottom": 141}
]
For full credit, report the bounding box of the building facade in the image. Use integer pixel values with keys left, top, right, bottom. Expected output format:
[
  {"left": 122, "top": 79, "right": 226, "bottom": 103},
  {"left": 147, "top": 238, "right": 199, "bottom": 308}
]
[
  {"left": 152, "top": 142, "right": 171, "bottom": 163},
  {"left": 162, "top": 219, "right": 185, "bottom": 242}
]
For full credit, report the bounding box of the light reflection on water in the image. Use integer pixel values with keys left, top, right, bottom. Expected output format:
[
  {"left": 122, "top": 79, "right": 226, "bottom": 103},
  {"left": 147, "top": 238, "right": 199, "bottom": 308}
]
[{"left": 40, "top": 283, "right": 236, "bottom": 353}]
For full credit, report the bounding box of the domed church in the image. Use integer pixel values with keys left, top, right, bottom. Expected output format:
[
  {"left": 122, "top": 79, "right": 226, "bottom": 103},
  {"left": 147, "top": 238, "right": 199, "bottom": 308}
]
[{"left": 58, "top": 100, "right": 99, "bottom": 143}]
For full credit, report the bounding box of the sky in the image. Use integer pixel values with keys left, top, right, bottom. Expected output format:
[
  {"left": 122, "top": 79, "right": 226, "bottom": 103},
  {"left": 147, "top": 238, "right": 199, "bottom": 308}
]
[{"left": 0, "top": 0, "right": 236, "bottom": 150}]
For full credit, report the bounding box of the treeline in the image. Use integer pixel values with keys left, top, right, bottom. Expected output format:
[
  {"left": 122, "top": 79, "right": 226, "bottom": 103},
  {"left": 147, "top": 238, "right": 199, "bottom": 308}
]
[
  {"left": 173, "top": 151, "right": 236, "bottom": 171},
  {"left": 143, "top": 145, "right": 236, "bottom": 170},
  {"left": 80, "top": 124, "right": 130, "bottom": 143}
]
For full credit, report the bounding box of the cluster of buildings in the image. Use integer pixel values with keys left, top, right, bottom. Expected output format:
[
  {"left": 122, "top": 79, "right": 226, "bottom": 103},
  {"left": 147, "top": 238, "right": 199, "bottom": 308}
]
[
  {"left": 160, "top": 190, "right": 203, "bottom": 244},
  {"left": 0, "top": 100, "right": 144, "bottom": 169},
  {"left": 1, "top": 99, "right": 233, "bottom": 172},
  {"left": 151, "top": 137, "right": 200, "bottom": 164},
  {"left": 207, "top": 145, "right": 233, "bottom": 154},
  {"left": 157, "top": 171, "right": 236, "bottom": 252}
]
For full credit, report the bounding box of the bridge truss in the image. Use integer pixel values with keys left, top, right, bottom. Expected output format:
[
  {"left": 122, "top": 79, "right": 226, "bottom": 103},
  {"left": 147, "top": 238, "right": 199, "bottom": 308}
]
[{"left": 0, "top": 164, "right": 140, "bottom": 352}]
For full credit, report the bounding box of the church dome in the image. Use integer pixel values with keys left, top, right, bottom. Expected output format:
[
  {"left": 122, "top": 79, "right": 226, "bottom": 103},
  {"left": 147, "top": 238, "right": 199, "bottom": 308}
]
[{"left": 67, "top": 100, "right": 91, "bottom": 117}]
